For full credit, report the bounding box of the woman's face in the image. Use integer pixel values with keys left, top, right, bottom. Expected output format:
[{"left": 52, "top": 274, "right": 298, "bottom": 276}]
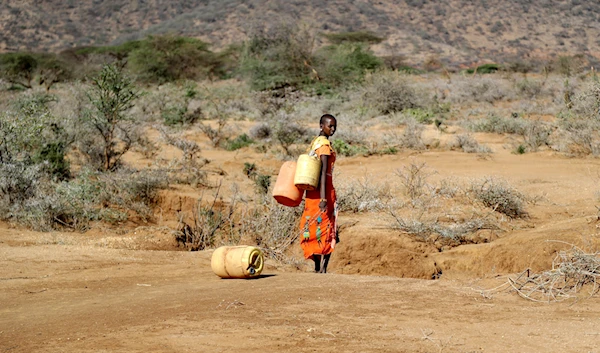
[{"left": 321, "top": 118, "right": 337, "bottom": 137}]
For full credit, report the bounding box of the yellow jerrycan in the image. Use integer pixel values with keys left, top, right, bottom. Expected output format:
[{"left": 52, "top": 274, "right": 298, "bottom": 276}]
[
  {"left": 294, "top": 154, "right": 321, "bottom": 191},
  {"left": 211, "top": 246, "right": 264, "bottom": 279}
]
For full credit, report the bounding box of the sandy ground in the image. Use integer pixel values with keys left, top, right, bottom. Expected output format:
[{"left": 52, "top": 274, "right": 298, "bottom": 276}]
[
  {"left": 4, "top": 126, "right": 600, "bottom": 352},
  {"left": 2, "top": 229, "right": 600, "bottom": 353}
]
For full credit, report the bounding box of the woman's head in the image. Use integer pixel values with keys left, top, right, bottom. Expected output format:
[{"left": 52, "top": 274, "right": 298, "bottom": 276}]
[{"left": 320, "top": 114, "right": 337, "bottom": 137}]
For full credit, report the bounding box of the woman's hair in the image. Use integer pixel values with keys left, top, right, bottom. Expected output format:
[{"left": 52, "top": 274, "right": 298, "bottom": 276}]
[{"left": 320, "top": 114, "right": 336, "bottom": 125}]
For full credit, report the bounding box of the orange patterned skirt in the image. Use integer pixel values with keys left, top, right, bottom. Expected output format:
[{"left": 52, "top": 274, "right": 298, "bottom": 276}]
[{"left": 299, "top": 184, "right": 337, "bottom": 260}]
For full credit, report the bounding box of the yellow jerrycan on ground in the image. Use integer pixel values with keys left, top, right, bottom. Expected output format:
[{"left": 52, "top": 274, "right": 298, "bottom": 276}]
[{"left": 211, "top": 246, "right": 264, "bottom": 279}]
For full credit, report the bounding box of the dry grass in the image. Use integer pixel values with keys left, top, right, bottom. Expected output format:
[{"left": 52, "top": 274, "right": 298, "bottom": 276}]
[
  {"left": 336, "top": 174, "right": 391, "bottom": 213},
  {"left": 452, "top": 133, "right": 492, "bottom": 154},
  {"left": 468, "top": 177, "right": 528, "bottom": 219},
  {"left": 508, "top": 243, "right": 600, "bottom": 302}
]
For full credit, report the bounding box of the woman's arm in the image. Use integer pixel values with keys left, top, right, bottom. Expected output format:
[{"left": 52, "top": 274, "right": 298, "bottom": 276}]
[{"left": 319, "top": 154, "right": 328, "bottom": 212}]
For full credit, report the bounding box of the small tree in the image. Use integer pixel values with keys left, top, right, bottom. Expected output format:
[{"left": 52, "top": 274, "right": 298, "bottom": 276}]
[
  {"left": 38, "top": 54, "right": 71, "bottom": 91},
  {"left": 84, "top": 64, "right": 141, "bottom": 171},
  {"left": 0, "top": 53, "right": 38, "bottom": 89},
  {"left": 128, "top": 35, "right": 221, "bottom": 83},
  {"left": 239, "top": 23, "right": 316, "bottom": 90}
]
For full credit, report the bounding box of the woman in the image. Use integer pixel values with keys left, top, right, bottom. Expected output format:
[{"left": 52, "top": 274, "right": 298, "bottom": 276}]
[{"left": 300, "top": 114, "right": 338, "bottom": 273}]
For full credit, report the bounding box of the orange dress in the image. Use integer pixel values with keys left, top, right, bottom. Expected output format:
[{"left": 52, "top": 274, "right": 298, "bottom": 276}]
[{"left": 299, "top": 137, "right": 337, "bottom": 260}]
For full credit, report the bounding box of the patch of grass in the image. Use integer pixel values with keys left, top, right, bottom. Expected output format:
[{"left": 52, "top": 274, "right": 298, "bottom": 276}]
[
  {"left": 243, "top": 162, "right": 257, "bottom": 179},
  {"left": 464, "top": 63, "right": 501, "bottom": 74},
  {"left": 225, "top": 133, "right": 254, "bottom": 151},
  {"left": 322, "top": 31, "right": 385, "bottom": 44},
  {"left": 399, "top": 118, "right": 426, "bottom": 150},
  {"left": 331, "top": 139, "right": 368, "bottom": 157},
  {"left": 254, "top": 174, "right": 271, "bottom": 195},
  {"left": 453, "top": 134, "right": 492, "bottom": 154},
  {"left": 464, "top": 114, "right": 528, "bottom": 135}
]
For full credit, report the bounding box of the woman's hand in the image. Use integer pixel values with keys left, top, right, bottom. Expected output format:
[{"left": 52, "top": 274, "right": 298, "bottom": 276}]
[{"left": 319, "top": 199, "right": 327, "bottom": 212}]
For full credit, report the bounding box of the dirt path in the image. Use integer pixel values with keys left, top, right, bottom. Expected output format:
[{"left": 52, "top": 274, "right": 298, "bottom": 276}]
[
  {"left": 2, "top": 228, "right": 600, "bottom": 353},
  {"left": 5, "top": 125, "right": 600, "bottom": 352}
]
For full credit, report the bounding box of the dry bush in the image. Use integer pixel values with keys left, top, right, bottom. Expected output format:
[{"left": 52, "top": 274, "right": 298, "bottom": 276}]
[
  {"left": 396, "top": 161, "right": 435, "bottom": 199},
  {"left": 175, "top": 184, "right": 237, "bottom": 251},
  {"left": 514, "top": 78, "right": 544, "bottom": 99},
  {"left": 448, "top": 76, "right": 512, "bottom": 104},
  {"left": 175, "top": 183, "right": 303, "bottom": 263},
  {"left": 336, "top": 175, "right": 391, "bottom": 213},
  {"left": 571, "top": 81, "right": 600, "bottom": 120},
  {"left": 237, "top": 197, "right": 303, "bottom": 262},
  {"left": 96, "top": 168, "right": 170, "bottom": 221},
  {"left": 453, "top": 133, "right": 492, "bottom": 154},
  {"left": 249, "top": 122, "right": 272, "bottom": 140},
  {"left": 362, "top": 71, "right": 422, "bottom": 114},
  {"left": 388, "top": 171, "right": 504, "bottom": 248},
  {"left": 157, "top": 127, "right": 208, "bottom": 186},
  {"left": 522, "top": 120, "right": 553, "bottom": 152},
  {"left": 509, "top": 244, "right": 600, "bottom": 302},
  {"left": 553, "top": 119, "right": 600, "bottom": 156},
  {"left": 199, "top": 82, "right": 259, "bottom": 120},
  {"left": 399, "top": 118, "right": 426, "bottom": 150},
  {"left": 2, "top": 167, "right": 169, "bottom": 231},
  {"left": 390, "top": 212, "right": 498, "bottom": 246},
  {"left": 198, "top": 118, "right": 229, "bottom": 147},
  {"left": 274, "top": 115, "right": 311, "bottom": 155},
  {"left": 463, "top": 114, "right": 528, "bottom": 135},
  {"left": 469, "top": 177, "right": 527, "bottom": 218},
  {"left": 435, "top": 177, "right": 462, "bottom": 198},
  {"left": 551, "top": 80, "right": 600, "bottom": 156}
]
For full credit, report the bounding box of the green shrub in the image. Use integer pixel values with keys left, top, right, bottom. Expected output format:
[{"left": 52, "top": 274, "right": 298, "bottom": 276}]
[
  {"left": 313, "top": 43, "right": 382, "bottom": 88},
  {"left": 255, "top": 174, "right": 271, "bottom": 195},
  {"left": 243, "top": 162, "right": 257, "bottom": 179},
  {"left": 80, "top": 64, "right": 141, "bottom": 171},
  {"left": 464, "top": 114, "right": 528, "bottom": 134},
  {"left": 0, "top": 53, "right": 38, "bottom": 89},
  {"left": 331, "top": 139, "right": 367, "bottom": 157},
  {"left": 74, "top": 40, "right": 143, "bottom": 59},
  {"left": 322, "top": 31, "right": 384, "bottom": 44},
  {"left": 128, "top": 35, "right": 221, "bottom": 83},
  {"left": 37, "top": 53, "right": 72, "bottom": 91},
  {"left": 0, "top": 93, "right": 68, "bottom": 173},
  {"left": 404, "top": 108, "right": 436, "bottom": 124},
  {"left": 238, "top": 24, "right": 314, "bottom": 90},
  {"left": 33, "top": 142, "right": 70, "bottom": 180},
  {"left": 239, "top": 25, "right": 381, "bottom": 91},
  {"left": 226, "top": 133, "right": 254, "bottom": 151},
  {"left": 162, "top": 104, "right": 200, "bottom": 126},
  {"left": 465, "top": 63, "right": 501, "bottom": 74}
]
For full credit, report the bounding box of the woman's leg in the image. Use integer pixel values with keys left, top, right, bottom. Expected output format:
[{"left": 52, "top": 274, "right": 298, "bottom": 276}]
[
  {"left": 314, "top": 254, "right": 322, "bottom": 272},
  {"left": 319, "top": 254, "right": 331, "bottom": 273}
]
